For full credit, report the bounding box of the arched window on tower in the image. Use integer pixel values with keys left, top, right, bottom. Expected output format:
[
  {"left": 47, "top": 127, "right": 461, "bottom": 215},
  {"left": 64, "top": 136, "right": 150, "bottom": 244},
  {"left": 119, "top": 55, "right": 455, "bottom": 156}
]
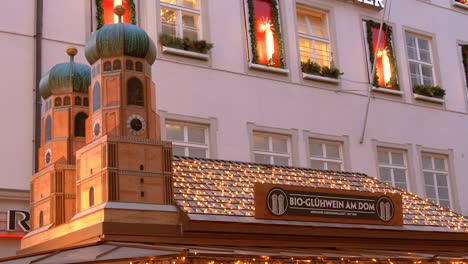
[
  {"left": 113, "top": 60, "right": 121, "bottom": 70},
  {"left": 38, "top": 211, "right": 44, "bottom": 228},
  {"left": 127, "top": 78, "right": 144, "bottom": 106},
  {"left": 83, "top": 97, "right": 89, "bottom": 106},
  {"left": 45, "top": 115, "right": 52, "bottom": 143},
  {"left": 93, "top": 82, "right": 101, "bottom": 112},
  {"left": 54, "top": 97, "right": 62, "bottom": 107},
  {"left": 89, "top": 187, "right": 95, "bottom": 207},
  {"left": 103, "top": 61, "right": 111, "bottom": 72},
  {"left": 75, "top": 112, "right": 88, "bottom": 137},
  {"left": 126, "top": 60, "right": 134, "bottom": 70},
  {"left": 75, "top": 96, "right": 82, "bottom": 106},
  {"left": 63, "top": 96, "right": 71, "bottom": 106},
  {"left": 135, "top": 61, "right": 143, "bottom": 72}
]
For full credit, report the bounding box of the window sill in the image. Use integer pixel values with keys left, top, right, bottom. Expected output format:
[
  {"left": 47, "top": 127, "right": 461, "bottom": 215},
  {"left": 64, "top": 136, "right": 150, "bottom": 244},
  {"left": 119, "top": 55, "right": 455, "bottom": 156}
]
[
  {"left": 162, "top": 46, "right": 209, "bottom": 60},
  {"left": 302, "top": 73, "right": 339, "bottom": 84},
  {"left": 371, "top": 87, "right": 403, "bottom": 96},
  {"left": 413, "top": 93, "right": 445, "bottom": 104},
  {"left": 248, "top": 63, "right": 289, "bottom": 75},
  {"left": 453, "top": 2, "right": 468, "bottom": 10}
]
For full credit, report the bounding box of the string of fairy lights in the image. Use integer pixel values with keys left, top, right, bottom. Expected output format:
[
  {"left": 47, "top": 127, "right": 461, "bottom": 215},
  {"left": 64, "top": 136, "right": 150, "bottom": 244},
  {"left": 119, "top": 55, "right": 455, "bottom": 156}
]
[
  {"left": 172, "top": 158, "right": 468, "bottom": 231},
  {"left": 127, "top": 255, "right": 467, "bottom": 264}
]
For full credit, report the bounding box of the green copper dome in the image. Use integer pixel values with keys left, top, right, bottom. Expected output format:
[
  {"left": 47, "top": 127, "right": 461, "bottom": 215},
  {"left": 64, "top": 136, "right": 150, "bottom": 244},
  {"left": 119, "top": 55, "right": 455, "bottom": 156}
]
[
  {"left": 39, "top": 48, "right": 91, "bottom": 99},
  {"left": 84, "top": 7, "right": 156, "bottom": 65}
]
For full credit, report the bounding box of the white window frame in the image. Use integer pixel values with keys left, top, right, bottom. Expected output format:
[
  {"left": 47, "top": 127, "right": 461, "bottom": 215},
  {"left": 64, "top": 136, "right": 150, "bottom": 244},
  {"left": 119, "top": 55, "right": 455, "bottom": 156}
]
[
  {"left": 252, "top": 132, "right": 291, "bottom": 166},
  {"left": 405, "top": 33, "right": 436, "bottom": 86},
  {"left": 296, "top": 7, "right": 332, "bottom": 67},
  {"left": 160, "top": 0, "right": 202, "bottom": 40},
  {"left": 308, "top": 139, "right": 344, "bottom": 171},
  {"left": 377, "top": 148, "right": 409, "bottom": 190},
  {"left": 159, "top": 111, "right": 217, "bottom": 159},
  {"left": 421, "top": 153, "right": 452, "bottom": 208}
]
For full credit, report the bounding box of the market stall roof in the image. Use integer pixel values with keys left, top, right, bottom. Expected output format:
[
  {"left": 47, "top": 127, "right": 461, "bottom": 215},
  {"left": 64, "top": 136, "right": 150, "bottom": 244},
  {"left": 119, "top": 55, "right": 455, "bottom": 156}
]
[
  {"left": 172, "top": 156, "right": 468, "bottom": 233},
  {"left": 1, "top": 242, "right": 466, "bottom": 264}
]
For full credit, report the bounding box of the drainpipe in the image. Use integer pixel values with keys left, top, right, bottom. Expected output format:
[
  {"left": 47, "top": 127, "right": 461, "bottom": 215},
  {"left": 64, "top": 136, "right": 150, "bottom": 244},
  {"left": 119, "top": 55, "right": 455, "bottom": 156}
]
[{"left": 34, "top": 0, "right": 43, "bottom": 172}]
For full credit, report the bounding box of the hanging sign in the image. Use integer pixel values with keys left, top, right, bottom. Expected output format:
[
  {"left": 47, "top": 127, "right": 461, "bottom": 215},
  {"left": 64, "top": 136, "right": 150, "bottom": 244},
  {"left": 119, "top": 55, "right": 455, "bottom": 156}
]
[
  {"left": 254, "top": 183, "right": 403, "bottom": 226},
  {"left": 356, "top": 0, "right": 385, "bottom": 9}
]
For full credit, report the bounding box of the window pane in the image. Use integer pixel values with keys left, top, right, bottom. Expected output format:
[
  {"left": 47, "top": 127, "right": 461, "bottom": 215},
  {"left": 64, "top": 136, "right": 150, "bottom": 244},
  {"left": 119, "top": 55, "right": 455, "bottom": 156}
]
[
  {"left": 310, "top": 141, "right": 323, "bottom": 157},
  {"left": 255, "top": 154, "right": 271, "bottom": 165},
  {"left": 327, "top": 162, "right": 342, "bottom": 171},
  {"left": 161, "top": 0, "right": 177, "bottom": 4},
  {"left": 439, "top": 199, "right": 450, "bottom": 208},
  {"left": 315, "top": 41, "right": 330, "bottom": 67},
  {"left": 407, "top": 46, "right": 418, "bottom": 60},
  {"left": 425, "top": 185, "right": 436, "bottom": 199},
  {"left": 254, "top": 134, "right": 269, "bottom": 151},
  {"left": 424, "top": 172, "right": 434, "bottom": 185},
  {"left": 394, "top": 169, "right": 406, "bottom": 183},
  {"left": 436, "top": 174, "right": 448, "bottom": 187},
  {"left": 434, "top": 158, "right": 446, "bottom": 171},
  {"left": 379, "top": 167, "right": 392, "bottom": 182},
  {"left": 391, "top": 152, "right": 404, "bottom": 166},
  {"left": 181, "top": 0, "right": 197, "bottom": 9},
  {"left": 417, "top": 38, "right": 429, "bottom": 51},
  {"left": 172, "top": 146, "right": 185, "bottom": 156},
  {"left": 297, "top": 13, "right": 308, "bottom": 35},
  {"left": 187, "top": 126, "right": 205, "bottom": 144},
  {"left": 166, "top": 124, "right": 184, "bottom": 141},
  {"left": 188, "top": 148, "right": 206, "bottom": 158},
  {"left": 182, "top": 13, "right": 198, "bottom": 40},
  {"left": 310, "top": 160, "right": 325, "bottom": 170},
  {"left": 422, "top": 156, "right": 432, "bottom": 170},
  {"left": 161, "top": 8, "right": 177, "bottom": 36},
  {"left": 406, "top": 35, "right": 416, "bottom": 48},
  {"left": 419, "top": 50, "right": 431, "bottom": 63},
  {"left": 273, "top": 156, "right": 289, "bottom": 166},
  {"left": 325, "top": 144, "right": 340, "bottom": 159},
  {"left": 395, "top": 183, "right": 407, "bottom": 190},
  {"left": 377, "top": 150, "right": 389, "bottom": 164},
  {"left": 421, "top": 64, "right": 433, "bottom": 78},
  {"left": 272, "top": 137, "right": 288, "bottom": 153},
  {"left": 438, "top": 187, "right": 449, "bottom": 200}
]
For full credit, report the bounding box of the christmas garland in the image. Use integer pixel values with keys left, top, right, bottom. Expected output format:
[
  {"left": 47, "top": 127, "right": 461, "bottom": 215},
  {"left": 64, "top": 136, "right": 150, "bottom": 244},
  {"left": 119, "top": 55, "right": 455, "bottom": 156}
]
[
  {"left": 462, "top": 45, "right": 468, "bottom": 86},
  {"left": 96, "top": 0, "right": 136, "bottom": 30},
  {"left": 246, "top": 0, "right": 285, "bottom": 68},
  {"left": 365, "top": 20, "right": 399, "bottom": 90}
]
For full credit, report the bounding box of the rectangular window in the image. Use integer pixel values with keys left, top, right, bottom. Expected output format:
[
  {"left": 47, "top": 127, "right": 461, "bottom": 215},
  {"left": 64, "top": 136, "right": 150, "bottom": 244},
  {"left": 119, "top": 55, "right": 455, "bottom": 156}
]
[
  {"left": 165, "top": 121, "right": 209, "bottom": 158},
  {"left": 160, "top": 0, "right": 200, "bottom": 40},
  {"left": 377, "top": 149, "right": 408, "bottom": 190},
  {"left": 422, "top": 154, "right": 451, "bottom": 208},
  {"left": 94, "top": 0, "right": 136, "bottom": 30},
  {"left": 297, "top": 8, "right": 331, "bottom": 67},
  {"left": 244, "top": 0, "right": 285, "bottom": 68},
  {"left": 406, "top": 34, "right": 435, "bottom": 86},
  {"left": 461, "top": 45, "right": 468, "bottom": 88},
  {"left": 363, "top": 20, "right": 399, "bottom": 90},
  {"left": 309, "top": 140, "right": 343, "bottom": 171},
  {"left": 253, "top": 132, "right": 291, "bottom": 166}
]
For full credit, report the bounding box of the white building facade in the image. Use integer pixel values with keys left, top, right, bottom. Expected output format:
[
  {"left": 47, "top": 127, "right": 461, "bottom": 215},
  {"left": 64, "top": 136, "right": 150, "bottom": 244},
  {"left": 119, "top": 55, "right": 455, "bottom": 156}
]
[{"left": 2, "top": 0, "right": 468, "bottom": 257}]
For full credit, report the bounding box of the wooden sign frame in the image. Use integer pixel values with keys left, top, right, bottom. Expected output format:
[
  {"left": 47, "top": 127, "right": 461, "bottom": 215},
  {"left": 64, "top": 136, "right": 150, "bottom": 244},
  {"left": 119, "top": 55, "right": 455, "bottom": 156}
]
[{"left": 254, "top": 183, "right": 403, "bottom": 226}]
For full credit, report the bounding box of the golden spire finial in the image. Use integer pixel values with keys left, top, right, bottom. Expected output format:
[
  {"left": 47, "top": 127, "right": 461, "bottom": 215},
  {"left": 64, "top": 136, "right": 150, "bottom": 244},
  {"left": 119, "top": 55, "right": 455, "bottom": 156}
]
[
  {"left": 66, "top": 47, "right": 78, "bottom": 62},
  {"left": 114, "top": 5, "right": 126, "bottom": 23}
]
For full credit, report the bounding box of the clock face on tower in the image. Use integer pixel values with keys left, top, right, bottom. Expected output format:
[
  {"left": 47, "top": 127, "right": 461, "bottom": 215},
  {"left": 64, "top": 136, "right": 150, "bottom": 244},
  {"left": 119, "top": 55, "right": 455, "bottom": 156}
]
[
  {"left": 127, "top": 114, "right": 146, "bottom": 135},
  {"left": 93, "top": 120, "right": 101, "bottom": 137},
  {"left": 45, "top": 149, "right": 52, "bottom": 165}
]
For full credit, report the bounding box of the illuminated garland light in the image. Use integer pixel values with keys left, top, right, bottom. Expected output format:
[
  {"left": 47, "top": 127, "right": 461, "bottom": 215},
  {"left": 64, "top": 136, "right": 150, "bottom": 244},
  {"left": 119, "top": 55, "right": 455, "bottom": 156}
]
[{"left": 172, "top": 158, "right": 468, "bottom": 232}]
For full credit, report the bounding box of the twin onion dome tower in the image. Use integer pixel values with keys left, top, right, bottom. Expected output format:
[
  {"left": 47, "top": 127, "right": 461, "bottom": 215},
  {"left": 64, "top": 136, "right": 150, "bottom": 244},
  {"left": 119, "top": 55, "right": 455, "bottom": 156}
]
[{"left": 27, "top": 5, "right": 173, "bottom": 246}]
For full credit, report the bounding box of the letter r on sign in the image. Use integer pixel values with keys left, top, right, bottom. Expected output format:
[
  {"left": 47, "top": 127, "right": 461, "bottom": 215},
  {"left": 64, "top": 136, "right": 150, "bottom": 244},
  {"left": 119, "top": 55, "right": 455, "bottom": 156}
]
[{"left": 7, "top": 210, "right": 31, "bottom": 232}]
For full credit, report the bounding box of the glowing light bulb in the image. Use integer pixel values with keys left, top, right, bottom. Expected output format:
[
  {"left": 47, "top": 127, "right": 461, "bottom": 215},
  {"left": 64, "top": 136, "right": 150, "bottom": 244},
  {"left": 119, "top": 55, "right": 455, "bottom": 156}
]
[{"left": 378, "top": 49, "right": 392, "bottom": 86}]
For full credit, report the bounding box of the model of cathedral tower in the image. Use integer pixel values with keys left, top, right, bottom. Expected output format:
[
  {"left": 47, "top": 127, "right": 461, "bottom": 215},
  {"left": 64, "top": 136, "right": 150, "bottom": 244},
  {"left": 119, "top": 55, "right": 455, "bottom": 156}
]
[
  {"left": 30, "top": 47, "right": 91, "bottom": 229},
  {"left": 76, "top": 5, "right": 172, "bottom": 213},
  {"left": 25, "top": 6, "right": 173, "bottom": 244}
]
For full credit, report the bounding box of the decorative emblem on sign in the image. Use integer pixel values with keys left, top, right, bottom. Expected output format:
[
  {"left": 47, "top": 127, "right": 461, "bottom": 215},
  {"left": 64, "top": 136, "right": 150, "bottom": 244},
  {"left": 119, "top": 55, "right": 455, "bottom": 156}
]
[
  {"left": 267, "top": 188, "right": 288, "bottom": 216},
  {"left": 376, "top": 196, "right": 394, "bottom": 222}
]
